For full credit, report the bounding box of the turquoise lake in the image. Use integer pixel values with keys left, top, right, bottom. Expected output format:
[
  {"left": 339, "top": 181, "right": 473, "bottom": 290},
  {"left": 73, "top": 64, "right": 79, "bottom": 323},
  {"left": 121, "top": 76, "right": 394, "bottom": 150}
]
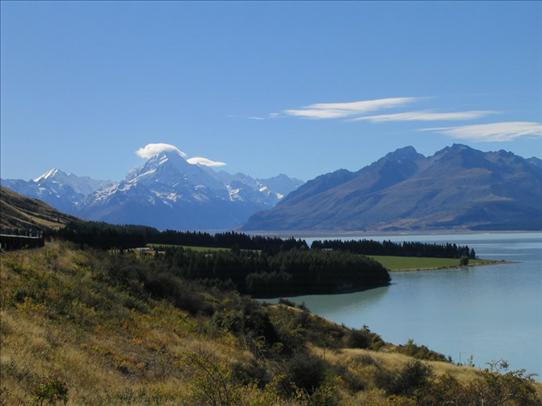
[{"left": 264, "top": 232, "right": 542, "bottom": 377}]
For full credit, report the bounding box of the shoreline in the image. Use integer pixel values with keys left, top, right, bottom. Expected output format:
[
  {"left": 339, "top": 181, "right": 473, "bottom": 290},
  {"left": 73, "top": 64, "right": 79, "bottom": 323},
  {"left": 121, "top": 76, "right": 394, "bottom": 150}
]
[
  {"left": 253, "top": 281, "right": 391, "bottom": 300},
  {"left": 241, "top": 229, "right": 542, "bottom": 238},
  {"left": 256, "top": 259, "right": 512, "bottom": 299},
  {"left": 388, "top": 258, "right": 513, "bottom": 273}
]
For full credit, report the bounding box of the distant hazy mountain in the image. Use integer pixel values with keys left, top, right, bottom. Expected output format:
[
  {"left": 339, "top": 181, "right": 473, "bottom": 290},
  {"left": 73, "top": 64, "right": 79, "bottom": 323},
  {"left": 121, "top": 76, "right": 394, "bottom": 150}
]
[
  {"left": 2, "top": 152, "right": 304, "bottom": 230},
  {"left": 1, "top": 169, "right": 111, "bottom": 214},
  {"left": 243, "top": 144, "right": 542, "bottom": 232},
  {"left": 257, "top": 174, "right": 304, "bottom": 198}
]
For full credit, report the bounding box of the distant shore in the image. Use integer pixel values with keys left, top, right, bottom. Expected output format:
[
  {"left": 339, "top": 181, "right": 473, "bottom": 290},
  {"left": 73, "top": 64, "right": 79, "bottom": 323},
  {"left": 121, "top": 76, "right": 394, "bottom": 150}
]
[
  {"left": 242, "top": 229, "right": 541, "bottom": 238},
  {"left": 379, "top": 257, "right": 512, "bottom": 272}
]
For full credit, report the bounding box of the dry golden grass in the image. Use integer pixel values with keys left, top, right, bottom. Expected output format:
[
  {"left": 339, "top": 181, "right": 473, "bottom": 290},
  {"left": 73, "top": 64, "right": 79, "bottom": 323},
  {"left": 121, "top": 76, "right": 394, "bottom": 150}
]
[
  {"left": 1, "top": 242, "right": 539, "bottom": 405},
  {"left": 313, "top": 346, "right": 479, "bottom": 383},
  {"left": 0, "top": 243, "right": 243, "bottom": 405}
]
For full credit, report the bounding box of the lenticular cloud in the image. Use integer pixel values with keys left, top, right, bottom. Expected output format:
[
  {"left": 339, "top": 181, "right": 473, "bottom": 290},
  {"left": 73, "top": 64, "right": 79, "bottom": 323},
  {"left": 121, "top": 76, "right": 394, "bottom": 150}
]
[
  {"left": 136, "top": 143, "right": 187, "bottom": 159},
  {"left": 187, "top": 157, "right": 226, "bottom": 167}
]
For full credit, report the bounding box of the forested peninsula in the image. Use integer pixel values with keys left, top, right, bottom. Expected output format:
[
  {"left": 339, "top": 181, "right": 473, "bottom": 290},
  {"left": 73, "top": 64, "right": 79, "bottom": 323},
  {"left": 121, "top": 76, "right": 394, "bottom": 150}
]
[{"left": 50, "top": 222, "right": 485, "bottom": 297}]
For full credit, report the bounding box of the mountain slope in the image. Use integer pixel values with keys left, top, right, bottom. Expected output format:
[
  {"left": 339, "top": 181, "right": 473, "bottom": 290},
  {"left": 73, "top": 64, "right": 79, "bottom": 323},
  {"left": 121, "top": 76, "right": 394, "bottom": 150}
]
[
  {"left": 0, "top": 186, "right": 77, "bottom": 230},
  {"left": 243, "top": 145, "right": 542, "bottom": 231},
  {"left": 2, "top": 169, "right": 111, "bottom": 214}
]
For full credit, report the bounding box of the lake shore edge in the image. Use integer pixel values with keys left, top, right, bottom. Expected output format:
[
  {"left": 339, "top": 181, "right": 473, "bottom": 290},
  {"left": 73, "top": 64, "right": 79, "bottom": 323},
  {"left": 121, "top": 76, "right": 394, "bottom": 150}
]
[{"left": 388, "top": 258, "right": 513, "bottom": 272}]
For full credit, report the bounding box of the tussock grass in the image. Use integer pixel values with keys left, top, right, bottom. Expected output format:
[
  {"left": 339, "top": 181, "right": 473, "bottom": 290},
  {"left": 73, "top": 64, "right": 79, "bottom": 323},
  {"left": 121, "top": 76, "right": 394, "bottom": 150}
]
[{"left": 0, "top": 242, "right": 539, "bottom": 405}]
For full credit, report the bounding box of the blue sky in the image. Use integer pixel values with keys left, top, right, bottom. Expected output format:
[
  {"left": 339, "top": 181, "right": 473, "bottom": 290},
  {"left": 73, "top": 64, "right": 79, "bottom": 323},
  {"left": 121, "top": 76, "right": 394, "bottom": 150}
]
[{"left": 1, "top": 1, "right": 541, "bottom": 181}]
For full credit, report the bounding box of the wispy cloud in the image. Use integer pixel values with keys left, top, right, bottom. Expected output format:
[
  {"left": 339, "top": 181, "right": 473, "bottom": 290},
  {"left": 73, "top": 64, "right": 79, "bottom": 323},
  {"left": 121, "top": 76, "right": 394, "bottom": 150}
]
[
  {"left": 422, "top": 121, "right": 542, "bottom": 142},
  {"left": 187, "top": 156, "right": 227, "bottom": 167},
  {"left": 248, "top": 112, "right": 282, "bottom": 120},
  {"left": 354, "top": 110, "right": 496, "bottom": 123},
  {"left": 284, "top": 97, "right": 418, "bottom": 119},
  {"left": 136, "top": 143, "right": 187, "bottom": 159}
]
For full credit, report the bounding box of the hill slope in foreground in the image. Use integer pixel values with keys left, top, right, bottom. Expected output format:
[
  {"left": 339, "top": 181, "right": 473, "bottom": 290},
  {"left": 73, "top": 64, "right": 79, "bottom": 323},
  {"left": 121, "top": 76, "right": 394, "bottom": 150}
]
[
  {"left": 1, "top": 242, "right": 540, "bottom": 405},
  {"left": 0, "top": 186, "right": 77, "bottom": 230}
]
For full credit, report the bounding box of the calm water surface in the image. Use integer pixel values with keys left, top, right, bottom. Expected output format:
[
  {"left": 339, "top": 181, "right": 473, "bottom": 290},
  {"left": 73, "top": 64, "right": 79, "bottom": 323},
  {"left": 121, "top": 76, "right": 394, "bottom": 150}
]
[{"left": 267, "top": 232, "right": 542, "bottom": 377}]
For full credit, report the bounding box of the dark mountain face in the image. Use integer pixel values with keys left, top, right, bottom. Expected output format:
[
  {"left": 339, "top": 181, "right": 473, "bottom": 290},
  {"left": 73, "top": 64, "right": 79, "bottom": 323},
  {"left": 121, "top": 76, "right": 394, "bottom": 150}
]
[{"left": 243, "top": 145, "right": 542, "bottom": 232}]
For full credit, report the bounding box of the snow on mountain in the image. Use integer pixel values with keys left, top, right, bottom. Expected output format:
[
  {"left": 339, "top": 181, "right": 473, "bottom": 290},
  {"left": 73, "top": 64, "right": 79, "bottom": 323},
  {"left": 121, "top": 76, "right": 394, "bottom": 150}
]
[
  {"left": 33, "top": 168, "right": 112, "bottom": 196},
  {"left": 2, "top": 169, "right": 111, "bottom": 214},
  {"left": 2, "top": 150, "right": 304, "bottom": 230}
]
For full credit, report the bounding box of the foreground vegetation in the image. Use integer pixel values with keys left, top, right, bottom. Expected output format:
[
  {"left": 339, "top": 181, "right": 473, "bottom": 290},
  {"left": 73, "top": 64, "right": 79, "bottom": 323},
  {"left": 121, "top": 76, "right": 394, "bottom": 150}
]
[{"left": 1, "top": 242, "right": 540, "bottom": 405}]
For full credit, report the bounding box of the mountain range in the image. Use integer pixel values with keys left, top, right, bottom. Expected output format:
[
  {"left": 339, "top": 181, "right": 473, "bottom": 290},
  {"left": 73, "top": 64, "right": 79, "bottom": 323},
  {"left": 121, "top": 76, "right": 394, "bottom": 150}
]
[
  {"left": 243, "top": 144, "right": 542, "bottom": 232},
  {"left": 3, "top": 144, "right": 541, "bottom": 232},
  {"left": 1, "top": 151, "right": 303, "bottom": 230}
]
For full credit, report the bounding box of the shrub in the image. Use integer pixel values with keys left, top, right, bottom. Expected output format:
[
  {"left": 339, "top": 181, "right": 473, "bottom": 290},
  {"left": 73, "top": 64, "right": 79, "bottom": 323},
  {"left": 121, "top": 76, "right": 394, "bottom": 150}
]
[
  {"left": 184, "top": 350, "right": 240, "bottom": 406},
  {"left": 396, "top": 339, "right": 450, "bottom": 362},
  {"left": 348, "top": 328, "right": 372, "bottom": 349},
  {"left": 230, "top": 360, "right": 269, "bottom": 388},
  {"left": 377, "top": 361, "right": 432, "bottom": 396},
  {"left": 346, "top": 326, "right": 385, "bottom": 351},
  {"left": 143, "top": 273, "right": 213, "bottom": 315},
  {"left": 465, "top": 360, "right": 540, "bottom": 406},
  {"left": 33, "top": 377, "right": 68, "bottom": 405},
  {"left": 279, "top": 352, "right": 327, "bottom": 396}
]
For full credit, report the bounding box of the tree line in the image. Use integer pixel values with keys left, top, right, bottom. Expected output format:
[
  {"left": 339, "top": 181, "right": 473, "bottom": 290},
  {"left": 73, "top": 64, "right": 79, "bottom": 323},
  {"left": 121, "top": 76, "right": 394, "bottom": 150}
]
[
  {"left": 158, "top": 247, "right": 390, "bottom": 297},
  {"left": 55, "top": 221, "right": 307, "bottom": 253},
  {"left": 54, "top": 221, "right": 390, "bottom": 297},
  {"left": 311, "top": 238, "right": 476, "bottom": 259},
  {"left": 56, "top": 222, "right": 475, "bottom": 259}
]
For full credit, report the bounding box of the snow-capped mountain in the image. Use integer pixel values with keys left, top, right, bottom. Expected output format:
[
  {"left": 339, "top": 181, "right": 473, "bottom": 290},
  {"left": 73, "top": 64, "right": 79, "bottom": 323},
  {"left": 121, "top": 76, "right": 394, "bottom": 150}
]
[
  {"left": 2, "top": 150, "right": 304, "bottom": 230},
  {"left": 2, "top": 169, "right": 112, "bottom": 214},
  {"left": 81, "top": 149, "right": 303, "bottom": 229}
]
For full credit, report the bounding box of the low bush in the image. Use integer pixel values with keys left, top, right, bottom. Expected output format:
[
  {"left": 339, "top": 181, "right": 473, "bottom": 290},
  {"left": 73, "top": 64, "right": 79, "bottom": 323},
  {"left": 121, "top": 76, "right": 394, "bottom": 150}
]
[
  {"left": 396, "top": 339, "right": 450, "bottom": 362},
  {"left": 33, "top": 376, "right": 68, "bottom": 405},
  {"left": 278, "top": 352, "right": 328, "bottom": 396},
  {"left": 376, "top": 361, "right": 432, "bottom": 397}
]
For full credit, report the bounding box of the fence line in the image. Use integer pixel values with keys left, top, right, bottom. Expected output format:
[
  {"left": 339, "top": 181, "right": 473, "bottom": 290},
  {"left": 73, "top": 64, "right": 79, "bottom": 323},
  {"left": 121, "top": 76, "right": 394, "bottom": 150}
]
[{"left": 0, "top": 229, "right": 45, "bottom": 251}]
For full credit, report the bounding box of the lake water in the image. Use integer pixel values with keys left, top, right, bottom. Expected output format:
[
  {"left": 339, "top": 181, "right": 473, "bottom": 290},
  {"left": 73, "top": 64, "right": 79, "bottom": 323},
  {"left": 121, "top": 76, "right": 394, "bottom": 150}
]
[{"left": 265, "top": 232, "right": 542, "bottom": 377}]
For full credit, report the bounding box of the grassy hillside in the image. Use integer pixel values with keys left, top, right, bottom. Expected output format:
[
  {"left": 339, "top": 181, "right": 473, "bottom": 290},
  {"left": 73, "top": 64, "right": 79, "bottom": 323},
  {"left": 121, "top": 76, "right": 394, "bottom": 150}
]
[
  {"left": 1, "top": 242, "right": 540, "bottom": 405},
  {"left": 0, "top": 186, "right": 77, "bottom": 230}
]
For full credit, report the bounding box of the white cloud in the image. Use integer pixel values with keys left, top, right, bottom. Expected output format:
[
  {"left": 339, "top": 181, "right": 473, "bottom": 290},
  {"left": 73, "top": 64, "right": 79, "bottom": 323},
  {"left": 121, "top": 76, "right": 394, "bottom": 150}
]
[
  {"left": 284, "top": 97, "right": 418, "bottom": 119},
  {"left": 285, "top": 108, "right": 350, "bottom": 119},
  {"left": 136, "top": 143, "right": 187, "bottom": 159},
  {"left": 354, "top": 110, "right": 496, "bottom": 122},
  {"left": 248, "top": 112, "right": 282, "bottom": 120},
  {"left": 187, "top": 156, "right": 227, "bottom": 167},
  {"left": 422, "top": 121, "right": 542, "bottom": 142}
]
